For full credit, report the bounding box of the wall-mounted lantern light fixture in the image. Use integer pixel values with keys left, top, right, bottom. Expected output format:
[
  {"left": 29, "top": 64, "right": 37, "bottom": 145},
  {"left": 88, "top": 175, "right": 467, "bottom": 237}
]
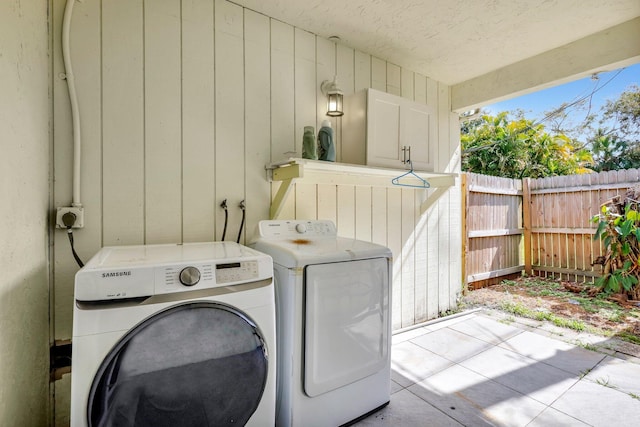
[{"left": 321, "top": 76, "right": 344, "bottom": 117}]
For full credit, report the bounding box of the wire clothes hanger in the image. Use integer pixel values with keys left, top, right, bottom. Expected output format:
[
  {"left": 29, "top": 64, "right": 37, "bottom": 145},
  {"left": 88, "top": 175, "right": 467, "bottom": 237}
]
[{"left": 391, "top": 160, "right": 430, "bottom": 188}]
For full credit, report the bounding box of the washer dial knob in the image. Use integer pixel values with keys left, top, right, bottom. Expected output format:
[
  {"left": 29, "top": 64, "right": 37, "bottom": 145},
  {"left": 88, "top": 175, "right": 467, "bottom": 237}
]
[
  {"left": 295, "top": 223, "right": 307, "bottom": 234},
  {"left": 179, "top": 266, "right": 201, "bottom": 286}
]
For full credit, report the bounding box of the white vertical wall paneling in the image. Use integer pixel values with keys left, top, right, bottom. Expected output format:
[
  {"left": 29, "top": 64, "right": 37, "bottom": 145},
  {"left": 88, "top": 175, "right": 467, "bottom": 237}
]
[
  {"left": 271, "top": 19, "right": 297, "bottom": 220},
  {"left": 386, "top": 63, "right": 401, "bottom": 96},
  {"left": 371, "top": 57, "right": 386, "bottom": 92},
  {"left": 51, "top": 0, "right": 72, "bottom": 353},
  {"left": 426, "top": 197, "right": 440, "bottom": 319},
  {"left": 336, "top": 44, "right": 355, "bottom": 96},
  {"left": 144, "top": 0, "right": 182, "bottom": 244},
  {"left": 271, "top": 19, "right": 295, "bottom": 161},
  {"left": 53, "top": 0, "right": 100, "bottom": 341},
  {"left": 370, "top": 187, "right": 389, "bottom": 322},
  {"left": 400, "top": 188, "right": 415, "bottom": 327},
  {"left": 52, "top": 0, "right": 72, "bottom": 233},
  {"left": 294, "top": 183, "right": 318, "bottom": 220},
  {"left": 317, "top": 184, "right": 337, "bottom": 223},
  {"left": 336, "top": 186, "right": 356, "bottom": 238},
  {"left": 427, "top": 77, "right": 439, "bottom": 170},
  {"left": 215, "top": 0, "right": 245, "bottom": 241},
  {"left": 449, "top": 112, "right": 463, "bottom": 306},
  {"left": 314, "top": 37, "right": 337, "bottom": 223},
  {"left": 414, "top": 73, "right": 427, "bottom": 104},
  {"left": 413, "top": 190, "right": 428, "bottom": 323},
  {"left": 437, "top": 82, "right": 451, "bottom": 312},
  {"left": 354, "top": 51, "right": 371, "bottom": 92},
  {"left": 53, "top": 0, "right": 461, "bottom": 338},
  {"left": 386, "top": 188, "right": 403, "bottom": 329},
  {"left": 316, "top": 37, "right": 335, "bottom": 131},
  {"left": 401, "top": 68, "right": 414, "bottom": 101},
  {"left": 294, "top": 28, "right": 316, "bottom": 156},
  {"left": 72, "top": 0, "right": 102, "bottom": 255},
  {"left": 54, "top": 0, "right": 76, "bottom": 400},
  {"left": 336, "top": 44, "right": 354, "bottom": 162},
  {"left": 244, "top": 10, "right": 271, "bottom": 242},
  {"left": 182, "top": 0, "right": 216, "bottom": 242},
  {"left": 354, "top": 187, "right": 372, "bottom": 241},
  {"left": 411, "top": 75, "right": 428, "bottom": 322},
  {"left": 102, "top": 0, "right": 144, "bottom": 246},
  {"left": 425, "top": 77, "right": 441, "bottom": 318},
  {"left": 371, "top": 188, "right": 387, "bottom": 246}
]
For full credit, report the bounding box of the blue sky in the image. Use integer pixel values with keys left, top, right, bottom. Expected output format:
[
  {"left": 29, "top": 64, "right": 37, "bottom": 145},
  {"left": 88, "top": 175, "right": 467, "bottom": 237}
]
[{"left": 484, "top": 62, "right": 640, "bottom": 128}]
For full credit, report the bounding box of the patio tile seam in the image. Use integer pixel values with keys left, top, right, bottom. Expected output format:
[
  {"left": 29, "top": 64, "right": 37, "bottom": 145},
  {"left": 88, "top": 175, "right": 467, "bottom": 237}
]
[
  {"left": 407, "top": 366, "right": 552, "bottom": 427},
  {"left": 492, "top": 345, "right": 606, "bottom": 379},
  {"left": 456, "top": 349, "right": 584, "bottom": 408},
  {"left": 479, "top": 309, "right": 640, "bottom": 362},
  {"left": 407, "top": 334, "right": 494, "bottom": 365},
  {"left": 580, "top": 358, "right": 640, "bottom": 398},
  {"left": 448, "top": 324, "right": 526, "bottom": 346},
  {"left": 526, "top": 405, "right": 589, "bottom": 427}
]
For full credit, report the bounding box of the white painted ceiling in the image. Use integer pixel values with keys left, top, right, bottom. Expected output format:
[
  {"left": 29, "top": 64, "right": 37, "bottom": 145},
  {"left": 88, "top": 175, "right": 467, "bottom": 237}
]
[{"left": 231, "top": 0, "right": 640, "bottom": 86}]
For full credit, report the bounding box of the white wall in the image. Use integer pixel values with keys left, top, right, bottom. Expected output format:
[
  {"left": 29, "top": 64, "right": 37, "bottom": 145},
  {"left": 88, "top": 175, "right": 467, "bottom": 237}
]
[
  {"left": 0, "top": 1, "right": 51, "bottom": 426},
  {"left": 51, "top": 0, "right": 461, "bottom": 422}
]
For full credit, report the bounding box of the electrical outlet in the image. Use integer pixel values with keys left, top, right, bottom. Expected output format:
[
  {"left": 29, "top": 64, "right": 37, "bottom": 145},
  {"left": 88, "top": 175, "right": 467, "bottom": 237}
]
[{"left": 56, "top": 206, "right": 84, "bottom": 229}]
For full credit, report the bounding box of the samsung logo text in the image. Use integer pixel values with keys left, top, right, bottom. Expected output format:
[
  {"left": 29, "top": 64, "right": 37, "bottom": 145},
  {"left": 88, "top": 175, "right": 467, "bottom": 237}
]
[{"left": 102, "top": 271, "right": 132, "bottom": 278}]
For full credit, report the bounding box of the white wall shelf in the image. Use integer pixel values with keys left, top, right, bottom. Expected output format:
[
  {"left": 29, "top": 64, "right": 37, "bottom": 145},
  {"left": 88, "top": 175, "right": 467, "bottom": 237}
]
[{"left": 266, "top": 158, "right": 456, "bottom": 219}]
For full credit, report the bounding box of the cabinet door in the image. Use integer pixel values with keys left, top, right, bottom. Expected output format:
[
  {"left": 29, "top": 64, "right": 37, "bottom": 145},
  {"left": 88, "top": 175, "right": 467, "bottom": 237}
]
[
  {"left": 401, "top": 102, "right": 433, "bottom": 171},
  {"left": 365, "top": 89, "right": 433, "bottom": 171},
  {"left": 366, "top": 90, "right": 403, "bottom": 168}
]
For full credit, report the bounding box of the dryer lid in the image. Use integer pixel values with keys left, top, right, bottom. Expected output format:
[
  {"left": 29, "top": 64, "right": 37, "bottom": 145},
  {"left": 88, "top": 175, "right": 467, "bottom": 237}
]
[
  {"left": 252, "top": 220, "right": 392, "bottom": 268},
  {"left": 252, "top": 235, "right": 391, "bottom": 268}
]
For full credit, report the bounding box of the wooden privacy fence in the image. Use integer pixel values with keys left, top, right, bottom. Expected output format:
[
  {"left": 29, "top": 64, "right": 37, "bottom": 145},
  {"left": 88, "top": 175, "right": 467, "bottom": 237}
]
[
  {"left": 463, "top": 169, "right": 640, "bottom": 289},
  {"left": 463, "top": 173, "right": 524, "bottom": 289}
]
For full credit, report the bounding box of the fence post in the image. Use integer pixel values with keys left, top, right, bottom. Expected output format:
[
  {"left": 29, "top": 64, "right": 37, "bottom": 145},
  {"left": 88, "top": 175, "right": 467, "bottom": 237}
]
[
  {"left": 461, "top": 173, "right": 468, "bottom": 292},
  {"left": 523, "top": 178, "right": 532, "bottom": 275}
]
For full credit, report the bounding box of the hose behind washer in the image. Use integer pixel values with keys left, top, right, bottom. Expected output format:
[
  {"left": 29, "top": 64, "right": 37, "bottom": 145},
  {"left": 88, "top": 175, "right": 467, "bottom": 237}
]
[
  {"left": 236, "top": 200, "right": 245, "bottom": 243},
  {"left": 220, "top": 199, "right": 228, "bottom": 241}
]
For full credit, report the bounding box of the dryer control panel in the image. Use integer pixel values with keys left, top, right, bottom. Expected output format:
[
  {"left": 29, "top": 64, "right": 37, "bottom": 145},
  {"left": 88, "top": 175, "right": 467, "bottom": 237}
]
[{"left": 258, "top": 220, "right": 336, "bottom": 238}]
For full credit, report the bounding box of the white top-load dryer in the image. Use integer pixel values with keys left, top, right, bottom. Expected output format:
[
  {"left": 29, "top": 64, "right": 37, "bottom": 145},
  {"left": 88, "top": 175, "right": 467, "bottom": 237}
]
[
  {"left": 71, "top": 242, "right": 276, "bottom": 427},
  {"left": 252, "top": 220, "right": 392, "bottom": 427}
]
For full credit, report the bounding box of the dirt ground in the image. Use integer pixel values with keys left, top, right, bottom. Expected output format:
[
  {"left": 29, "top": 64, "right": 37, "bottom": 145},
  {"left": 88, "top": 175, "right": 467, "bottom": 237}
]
[{"left": 460, "top": 276, "right": 640, "bottom": 344}]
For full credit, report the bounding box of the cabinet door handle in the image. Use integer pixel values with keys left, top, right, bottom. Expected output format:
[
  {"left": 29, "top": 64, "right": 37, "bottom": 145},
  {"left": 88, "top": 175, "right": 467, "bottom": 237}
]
[{"left": 401, "top": 146, "right": 411, "bottom": 165}]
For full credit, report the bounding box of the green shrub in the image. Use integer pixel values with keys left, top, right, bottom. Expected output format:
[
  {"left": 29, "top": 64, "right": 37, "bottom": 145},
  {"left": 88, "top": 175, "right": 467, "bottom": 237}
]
[{"left": 592, "top": 189, "right": 640, "bottom": 299}]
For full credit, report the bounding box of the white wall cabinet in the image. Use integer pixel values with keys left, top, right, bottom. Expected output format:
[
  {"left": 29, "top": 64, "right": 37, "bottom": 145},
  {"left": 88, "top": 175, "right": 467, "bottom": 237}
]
[{"left": 343, "top": 88, "right": 435, "bottom": 171}]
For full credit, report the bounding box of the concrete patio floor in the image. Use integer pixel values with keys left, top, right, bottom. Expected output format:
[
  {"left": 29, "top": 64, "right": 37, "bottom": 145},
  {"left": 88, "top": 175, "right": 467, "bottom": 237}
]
[{"left": 354, "top": 309, "right": 640, "bottom": 427}]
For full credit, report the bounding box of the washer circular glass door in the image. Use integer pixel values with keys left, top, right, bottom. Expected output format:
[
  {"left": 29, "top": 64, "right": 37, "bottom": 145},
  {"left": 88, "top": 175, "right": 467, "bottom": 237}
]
[{"left": 88, "top": 302, "right": 269, "bottom": 427}]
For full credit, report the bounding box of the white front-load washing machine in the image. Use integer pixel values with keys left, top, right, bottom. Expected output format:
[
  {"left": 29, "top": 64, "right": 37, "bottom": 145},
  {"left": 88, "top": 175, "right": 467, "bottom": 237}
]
[
  {"left": 252, "top": 220, "right": 392, "bottom": 427},
  {"left": 70, "top": 242, "right": 276, "bottom": 427}
]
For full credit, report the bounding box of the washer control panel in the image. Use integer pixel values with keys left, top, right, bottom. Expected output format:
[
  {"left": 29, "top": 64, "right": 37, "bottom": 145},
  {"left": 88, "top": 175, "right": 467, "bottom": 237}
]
[
  {"left": 159, "top": 263, "right": 214, "bottom": 289},
  {"left": 215, "top": 261, "right": 259, "bottom": 284},
  {"left": 258, "top": 220, "right": 336, "bottom": 238},
  {"left": 75, "top": 242, "right": 273, "bottom": 301},
  {"left": 156, "top": 260, "right": 261, "bottom": 291}
]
